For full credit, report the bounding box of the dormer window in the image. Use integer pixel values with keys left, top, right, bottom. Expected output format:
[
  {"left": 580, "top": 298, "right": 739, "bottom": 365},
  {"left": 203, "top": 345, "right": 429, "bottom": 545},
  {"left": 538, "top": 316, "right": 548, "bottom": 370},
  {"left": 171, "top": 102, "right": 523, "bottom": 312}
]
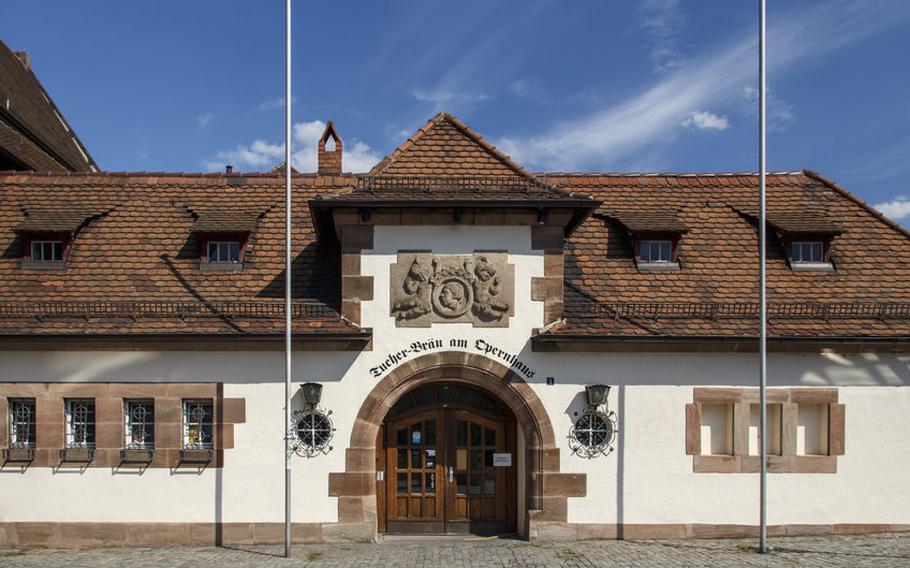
[
  {"left": 790, "top": 241, "right": 824, "bottom": 264},
  {"left": 15, "top": 207, "right": 109, "bottom": 270},
  {"left": 199, "top": 234, "right": 246, "bottom": 272},
  {"left": 207, "top": 241, "right": 240, "bottom": 264},
  {"left": 639, "top": 240, "right": 673, "bottom": 263},
  {"left": 786, "top": 237, "right": 834, "bottom": 271},
  {"left": 189, "top": 209, "right": 265, "bottom": 273},
  {"left": 605, "top": 209, "right": 687, "bottom": 272},
  {"left": 30, "top": 240, "right": 64, "bottom": 262}
]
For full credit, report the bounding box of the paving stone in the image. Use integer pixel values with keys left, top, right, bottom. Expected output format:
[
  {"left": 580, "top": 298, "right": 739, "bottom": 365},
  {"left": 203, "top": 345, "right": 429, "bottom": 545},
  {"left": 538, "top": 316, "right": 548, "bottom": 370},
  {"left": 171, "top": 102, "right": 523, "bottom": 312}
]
[{"left": 2, "top": 533, "right": 909, "bottom": 568}]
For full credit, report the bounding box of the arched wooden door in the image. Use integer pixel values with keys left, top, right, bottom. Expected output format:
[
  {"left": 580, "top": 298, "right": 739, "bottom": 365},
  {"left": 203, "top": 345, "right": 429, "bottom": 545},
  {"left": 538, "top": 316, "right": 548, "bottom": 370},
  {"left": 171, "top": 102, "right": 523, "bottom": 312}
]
[{"left": 379, "top": 383, "right": 516, "bottom": 535}]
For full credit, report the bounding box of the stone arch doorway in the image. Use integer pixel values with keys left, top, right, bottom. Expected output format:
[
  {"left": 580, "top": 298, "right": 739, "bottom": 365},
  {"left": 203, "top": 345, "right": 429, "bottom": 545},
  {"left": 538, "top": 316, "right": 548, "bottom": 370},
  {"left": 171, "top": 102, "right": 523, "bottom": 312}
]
[{"left": 327, "top": 351, "right": 586, "bottom": 540}]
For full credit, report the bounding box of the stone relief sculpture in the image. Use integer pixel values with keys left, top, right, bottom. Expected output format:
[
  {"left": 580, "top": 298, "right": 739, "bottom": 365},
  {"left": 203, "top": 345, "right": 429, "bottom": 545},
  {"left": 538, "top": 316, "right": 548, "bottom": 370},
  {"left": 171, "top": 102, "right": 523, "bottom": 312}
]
[
  {"left": 390, "top": 253, "right": 514, "bottom": 327},
  {"left": 391, "top": 257, "right": 434, "bottom": 319}
]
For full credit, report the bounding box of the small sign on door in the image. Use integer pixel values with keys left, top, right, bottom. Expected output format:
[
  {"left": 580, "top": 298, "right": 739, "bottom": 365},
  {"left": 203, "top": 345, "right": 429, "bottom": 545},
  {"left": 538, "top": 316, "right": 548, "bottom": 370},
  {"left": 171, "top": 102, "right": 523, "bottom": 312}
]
[{"left": 492, "top": 453, "right": 512, "bottom": 467}]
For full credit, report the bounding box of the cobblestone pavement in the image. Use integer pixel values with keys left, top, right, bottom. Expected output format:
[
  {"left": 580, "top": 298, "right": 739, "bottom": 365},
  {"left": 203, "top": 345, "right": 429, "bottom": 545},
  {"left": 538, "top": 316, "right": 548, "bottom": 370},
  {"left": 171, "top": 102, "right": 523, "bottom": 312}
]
[{"left": 2, "top": 533, "right": 909, "bottom": 568}]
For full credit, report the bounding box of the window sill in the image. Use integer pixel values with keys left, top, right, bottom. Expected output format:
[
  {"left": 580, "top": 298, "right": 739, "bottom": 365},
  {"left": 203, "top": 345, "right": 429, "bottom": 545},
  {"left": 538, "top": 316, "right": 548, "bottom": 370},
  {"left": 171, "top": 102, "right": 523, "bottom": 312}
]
[
  {"left": 3, "top": 447, "right": 35, "bottom": 462},
  {"left": 21, "top": 260, "right": 66, "bottom": 272},
  {"left": 60, "top": 447, "right": 95, "bottom": 463},
  {"left": 120, "top": 448, "right": 154, "bottom": 463},
  {"left": 791, "top": 262, "right": 834, "bottom": 272},
  {"left": 637, "top": 261, "right": 680, "bottom": 272},
  {"left": 199, "top": 262, "right": 244, "bottom": 273},
  {"left": 179, "top": 448, "right": 213, "bottom": 463}
]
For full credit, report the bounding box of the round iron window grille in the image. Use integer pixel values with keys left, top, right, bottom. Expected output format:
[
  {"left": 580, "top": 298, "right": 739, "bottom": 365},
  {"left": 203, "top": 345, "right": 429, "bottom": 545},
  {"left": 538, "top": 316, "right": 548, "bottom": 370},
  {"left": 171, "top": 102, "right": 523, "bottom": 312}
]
[
  {"left": 290, "top": 409, "right": 334, "bottom": 458},
  {"left": 568, "top": 410, "right": 617, "bottom": 459}
]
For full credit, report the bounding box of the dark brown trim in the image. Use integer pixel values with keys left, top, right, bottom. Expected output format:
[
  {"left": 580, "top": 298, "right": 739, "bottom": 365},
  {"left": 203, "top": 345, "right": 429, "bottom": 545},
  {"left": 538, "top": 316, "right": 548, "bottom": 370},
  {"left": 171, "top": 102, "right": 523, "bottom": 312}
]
[
  {"left": 0, "top": 332, "right": 372, "bottom": 351},
  {"left": 532, "top": 334, "right": 910, "bottom": 353}
]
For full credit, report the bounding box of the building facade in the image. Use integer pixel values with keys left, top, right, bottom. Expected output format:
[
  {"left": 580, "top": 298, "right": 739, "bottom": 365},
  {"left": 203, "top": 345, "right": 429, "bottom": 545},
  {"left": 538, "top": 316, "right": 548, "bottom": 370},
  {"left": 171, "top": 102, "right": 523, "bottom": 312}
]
[{"left": 1, "top": 48, "right": 909, "bottom": 547}]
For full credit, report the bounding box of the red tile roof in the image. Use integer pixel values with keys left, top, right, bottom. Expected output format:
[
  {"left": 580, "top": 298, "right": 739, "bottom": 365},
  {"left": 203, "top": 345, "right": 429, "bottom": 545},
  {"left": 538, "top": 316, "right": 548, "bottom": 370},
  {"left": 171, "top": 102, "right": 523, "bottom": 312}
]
[
  {"left": 1, "top": 114, "right": 908, "bottom": 341},
  {"left": 538, "top": 170, "right": 910, "bottom": 338}
]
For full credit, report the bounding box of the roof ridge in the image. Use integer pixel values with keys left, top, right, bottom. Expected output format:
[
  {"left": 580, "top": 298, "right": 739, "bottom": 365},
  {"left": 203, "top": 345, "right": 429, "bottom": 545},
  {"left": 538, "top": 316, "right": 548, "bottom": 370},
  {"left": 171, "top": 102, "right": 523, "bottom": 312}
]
[
  {"left": 803, "top": 169, "right": 910, "bottom": 243},
  {"left": 366, "top": 112, "right": 545, "bottom": 185},
  {"left": 537, "top": 171, "right": 806, "bottom": 177}
]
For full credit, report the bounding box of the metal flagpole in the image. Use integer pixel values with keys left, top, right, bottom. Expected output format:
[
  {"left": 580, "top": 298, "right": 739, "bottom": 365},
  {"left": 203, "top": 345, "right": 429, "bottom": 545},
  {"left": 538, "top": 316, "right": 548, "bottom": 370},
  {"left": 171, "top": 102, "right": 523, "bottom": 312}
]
[
  {"left": 284, "top": 0, "right": 293, "bottom": 558},
  {"left": 758, "top": 0, "right": 768, "bottom": 555}
]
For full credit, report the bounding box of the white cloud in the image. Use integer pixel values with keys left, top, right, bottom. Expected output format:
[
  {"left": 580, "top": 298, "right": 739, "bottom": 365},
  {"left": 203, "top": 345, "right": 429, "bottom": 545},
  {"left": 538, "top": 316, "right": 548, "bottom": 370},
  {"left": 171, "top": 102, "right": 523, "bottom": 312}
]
[
  {"left": 682, "top": 111, "right": 729, "bottom": 131},
  {"left": 742, "top": 86, "right": 796, "bottom": 131},
  {"left": 257, "top": 96, "right": 297, "bottom": 112},
  {"left": 638, "top": 0, "right": 686, "bottom": 73},
  {"left": 204, "top": 120, "right": 382, "bottom": 173},
  {"left": 412, "top": 89, "right": 489, "bottom": 113},
  {"left": 508, "top": 79, "right": 547, "bottom": 102},
  {"left": 497, "top": 0, "right": 910, "bottom": 171},
  {"left": 874, "top": 197, "right": 910, "bottom": 221},
  {"left": 196, "top": 113, "right": 214, "bottom": 130}
]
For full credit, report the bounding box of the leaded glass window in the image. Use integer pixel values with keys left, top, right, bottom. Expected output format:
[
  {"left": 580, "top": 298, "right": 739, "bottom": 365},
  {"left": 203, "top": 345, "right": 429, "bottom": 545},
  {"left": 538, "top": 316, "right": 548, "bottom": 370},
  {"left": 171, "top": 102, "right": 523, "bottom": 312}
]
[
  {"left": 183, "top": 400, "right": 213, "bottom": 449},
  {"left": 65, "top": 399, "right": 95, "bottom": 449},
  {"left": 9, "top": 399, "right": 36, "bottom": 449},
  {"left": 124, "top": 400, "right": 154, "bottom": 449}
]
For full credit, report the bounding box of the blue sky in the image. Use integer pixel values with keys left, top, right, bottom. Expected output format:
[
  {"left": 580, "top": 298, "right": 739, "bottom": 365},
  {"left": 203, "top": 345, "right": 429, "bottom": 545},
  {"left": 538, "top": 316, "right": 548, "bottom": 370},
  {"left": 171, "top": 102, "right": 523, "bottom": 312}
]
[{"left": 4, "top": 0, "right": 910, "bottom": 220}]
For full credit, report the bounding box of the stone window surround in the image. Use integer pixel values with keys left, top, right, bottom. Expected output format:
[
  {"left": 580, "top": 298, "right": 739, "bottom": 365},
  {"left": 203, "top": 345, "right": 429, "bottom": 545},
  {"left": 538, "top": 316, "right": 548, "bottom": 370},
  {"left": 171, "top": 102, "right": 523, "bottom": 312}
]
[
  {"left": 0, "top": 383, "right": 245, "bottom": 469},
  {"left": 685, "top": 387, "right": 845, "bottom": 474}
]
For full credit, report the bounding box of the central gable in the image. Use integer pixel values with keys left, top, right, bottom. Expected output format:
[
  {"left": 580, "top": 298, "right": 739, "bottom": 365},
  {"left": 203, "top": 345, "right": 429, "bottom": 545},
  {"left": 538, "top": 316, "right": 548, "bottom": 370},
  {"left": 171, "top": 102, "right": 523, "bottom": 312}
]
[{"left": 368, "top": 112, "right": 535, "bottom": 181}]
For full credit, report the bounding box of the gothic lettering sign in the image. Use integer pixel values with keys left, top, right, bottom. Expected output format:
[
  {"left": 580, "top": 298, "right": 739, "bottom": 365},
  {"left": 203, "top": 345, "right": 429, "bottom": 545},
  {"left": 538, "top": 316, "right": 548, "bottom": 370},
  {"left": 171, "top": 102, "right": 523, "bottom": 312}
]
[
  {"left": 390, "top": 253, "right": 515, "bottom": 327},
  {"left": 369, "top": 337, "right": 536, "bottom": 380}
]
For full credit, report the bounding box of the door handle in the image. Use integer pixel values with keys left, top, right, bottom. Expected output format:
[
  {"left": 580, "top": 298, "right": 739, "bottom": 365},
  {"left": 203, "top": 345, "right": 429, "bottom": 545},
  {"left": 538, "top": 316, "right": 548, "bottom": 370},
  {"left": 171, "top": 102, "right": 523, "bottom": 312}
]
[{"left": 448, "top": 466, "right": 454, "bottom": 483}]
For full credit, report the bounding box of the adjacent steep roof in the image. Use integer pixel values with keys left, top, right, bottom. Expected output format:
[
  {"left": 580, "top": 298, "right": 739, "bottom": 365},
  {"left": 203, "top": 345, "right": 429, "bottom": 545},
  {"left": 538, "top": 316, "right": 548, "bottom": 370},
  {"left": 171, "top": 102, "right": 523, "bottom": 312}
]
[{"left": 0, "top": 39, "right": 97, "bottom": 172}]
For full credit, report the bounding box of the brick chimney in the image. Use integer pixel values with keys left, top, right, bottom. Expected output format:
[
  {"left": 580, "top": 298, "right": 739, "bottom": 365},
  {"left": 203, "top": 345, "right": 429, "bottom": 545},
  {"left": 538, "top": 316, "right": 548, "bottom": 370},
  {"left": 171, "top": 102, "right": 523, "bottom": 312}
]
[{"left": 317, "top": 121, "right": 342, "bottom": 174}]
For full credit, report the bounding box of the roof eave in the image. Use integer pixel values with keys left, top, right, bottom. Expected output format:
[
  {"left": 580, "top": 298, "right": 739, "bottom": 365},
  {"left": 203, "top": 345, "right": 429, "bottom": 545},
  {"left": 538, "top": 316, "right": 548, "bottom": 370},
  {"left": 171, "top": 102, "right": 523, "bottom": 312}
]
[{"left": 532, "top": 333, "right": 910, "bottom": 353}]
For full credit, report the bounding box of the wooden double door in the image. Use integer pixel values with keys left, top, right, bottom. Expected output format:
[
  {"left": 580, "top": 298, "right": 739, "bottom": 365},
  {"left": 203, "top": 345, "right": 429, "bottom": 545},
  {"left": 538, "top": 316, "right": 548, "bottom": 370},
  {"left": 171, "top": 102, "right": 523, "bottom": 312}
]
[{"left": 379, "top": 385, "right": 516, "bottom": 535}]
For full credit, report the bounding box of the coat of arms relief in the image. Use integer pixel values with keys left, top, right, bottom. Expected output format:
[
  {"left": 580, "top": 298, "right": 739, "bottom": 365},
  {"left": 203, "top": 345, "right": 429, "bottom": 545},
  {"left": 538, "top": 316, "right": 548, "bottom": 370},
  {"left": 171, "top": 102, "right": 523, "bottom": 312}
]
[{"left": 389, "top": 252, "right": 515, "bottom": 327}]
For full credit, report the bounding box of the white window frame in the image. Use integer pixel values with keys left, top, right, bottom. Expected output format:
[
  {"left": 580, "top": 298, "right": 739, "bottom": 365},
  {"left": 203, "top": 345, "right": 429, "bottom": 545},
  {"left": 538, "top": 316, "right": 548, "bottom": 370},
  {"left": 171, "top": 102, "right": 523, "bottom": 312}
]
[
  {"left": 30, "top": 240, "right": 64, "bottom": 262},
  {"left": 182, "top": 399, "right": 214, "bottom": 449},
  {"left": 9, "top": 398, "right": 36, "bottom": 449},
  {"left": 124, "top": 400, "right": 155, "bottom": 450},
  {"left": 639, "top": 239, "right": 673, "bottom": 263},
  {"left": 207, "top": 240, "right": 240, "bottom": 263},
  {"left": 65, "top": 399, "right": 95, "bottom": 449},
  {"left": 790, "top": 241, "right": 825, "bottom": 264}
]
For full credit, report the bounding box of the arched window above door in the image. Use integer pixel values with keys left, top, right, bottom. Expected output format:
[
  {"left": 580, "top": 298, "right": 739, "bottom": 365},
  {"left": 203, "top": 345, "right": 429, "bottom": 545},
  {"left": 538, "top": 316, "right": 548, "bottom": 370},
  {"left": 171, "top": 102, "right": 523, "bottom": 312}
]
[{"left": 386, "top": 383, "right": 508, "bottom": 418}]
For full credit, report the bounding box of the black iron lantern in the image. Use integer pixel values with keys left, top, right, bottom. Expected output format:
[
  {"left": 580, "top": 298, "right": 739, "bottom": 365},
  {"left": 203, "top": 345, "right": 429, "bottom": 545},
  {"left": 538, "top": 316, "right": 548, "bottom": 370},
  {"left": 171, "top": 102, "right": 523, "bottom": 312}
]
[
  {"left": 585, "top": 384, "right": 611, "bottom": 409},
  {"left": 300, "top": 382, "right": 323, "bottom": 408}
]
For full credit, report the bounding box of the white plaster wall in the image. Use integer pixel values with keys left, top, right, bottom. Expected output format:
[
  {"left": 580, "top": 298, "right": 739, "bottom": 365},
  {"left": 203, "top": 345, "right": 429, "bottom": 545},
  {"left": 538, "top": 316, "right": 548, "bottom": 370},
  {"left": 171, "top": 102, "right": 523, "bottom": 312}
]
[{"left": 2, "top": 224, "right": 910, "bottom": 528}]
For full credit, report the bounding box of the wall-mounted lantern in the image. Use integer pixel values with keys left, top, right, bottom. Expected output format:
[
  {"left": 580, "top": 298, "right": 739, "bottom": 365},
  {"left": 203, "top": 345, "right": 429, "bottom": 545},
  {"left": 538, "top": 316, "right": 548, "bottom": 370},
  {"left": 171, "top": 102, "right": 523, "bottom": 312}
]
[
  {"left": 569, "top": 383, "right": 618, "bottom": 459},
  {"left": 585, "top": 384, "right": 611, "bottom": 409},
  {"left": 289, "top": 382, "right": 334, "bottom": 458},
  {"left": 300, "top": 382, "right": 323, "bottom": 409}
]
